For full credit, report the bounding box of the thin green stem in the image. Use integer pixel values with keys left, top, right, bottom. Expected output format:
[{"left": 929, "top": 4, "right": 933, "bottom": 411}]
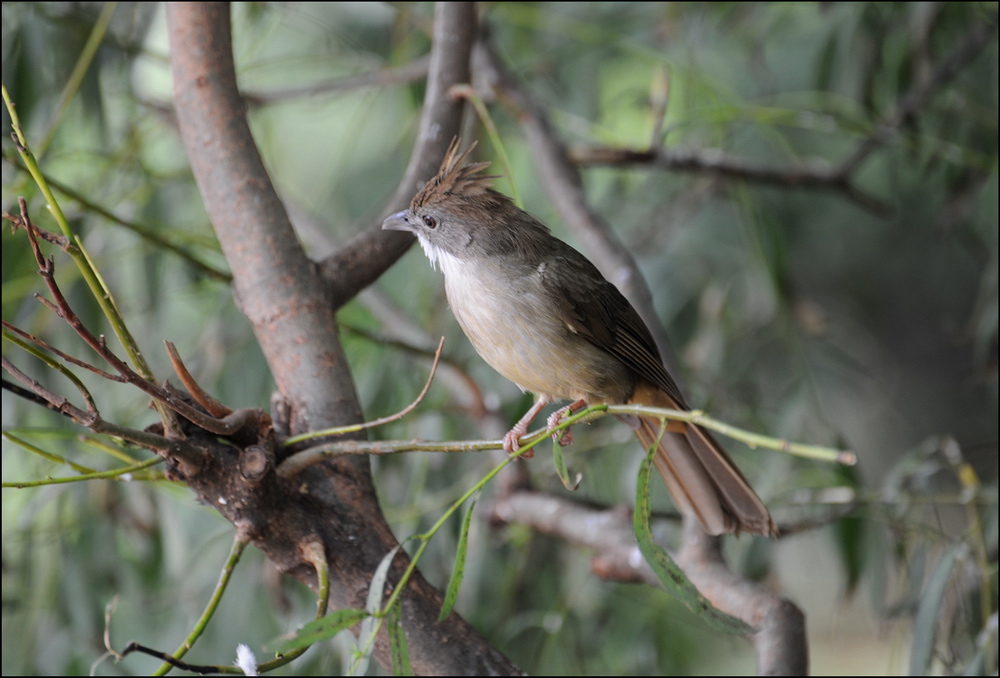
[
  {"left": 4, "top": 159, "right": 230, "bottom": 281},
  {"left": 606, "top": 403, "right": 854, "bottom": 464},
  {"left": 450, "top": 84, "right": 522, "bottom": 207},
  {"left": 3, "top": 84, "right": 167, "bottom": 403},
  {"left": 257, "top": 541, "right": 332, "bottom": 672},
  {"left": 77, "top": 434, "right": 144, "bottom": 465},
  {"left": 2, "top": 431, "right": 96, "bottom": 474},
  {"left": 36, "top": 2, "right": 117, "bottom": 159},
  {"left": 1, "top": 455, "right": 163, "bottom": 489},
  {"left": 282, "top": 402, "right": 852, "bottom": 471},
  {"left": 374, "top": 430, "right": 549, "bottom": 622},
  {"left": 153, "top": 537, "right": 249, "bottom": 676}
]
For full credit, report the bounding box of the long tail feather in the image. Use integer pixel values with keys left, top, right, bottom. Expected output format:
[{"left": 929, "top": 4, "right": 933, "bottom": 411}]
[{"left": 631, "top": 387, "right": 776, "bottom": 536}]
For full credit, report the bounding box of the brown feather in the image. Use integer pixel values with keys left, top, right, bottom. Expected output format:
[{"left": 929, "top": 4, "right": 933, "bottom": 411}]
[
  {"left": 411, "top": 138, "right": 498, "bottom": 209},
  {"left": 632, "top": 382, "right": 776, "bottom": 536}
]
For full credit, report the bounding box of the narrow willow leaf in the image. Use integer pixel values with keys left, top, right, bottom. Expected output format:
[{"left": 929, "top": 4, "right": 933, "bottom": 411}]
[
  {"left": 352, "top": 543, "right": 402, "bottom": 676},
  {"left": 634, "top": 439, "right": 754, "bottom": 635},
  {"left": 272, "top": 608, "right": 368, "bottom": 654},
  {"left": 387, "top": 600, "right": 413, "bottom": 676},
  {"left": 551, "top": 437, "right": 582, "bottom": 491},
  {"left": 439, "top": 489, "right": 481, "bottom": 621},
  {"left": 910, "top": 542, "right": 965, "bottom": 675}
]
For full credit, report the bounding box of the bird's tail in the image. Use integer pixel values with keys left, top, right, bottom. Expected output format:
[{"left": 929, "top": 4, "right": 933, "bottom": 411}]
[{"left": 631, "top": 386, "right": 776, "bottom": 536}]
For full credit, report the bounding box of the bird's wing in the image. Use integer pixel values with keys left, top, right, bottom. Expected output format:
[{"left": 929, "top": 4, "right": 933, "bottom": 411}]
[{"left": 539, "top": 244, "right": 689, "bottom": 408}]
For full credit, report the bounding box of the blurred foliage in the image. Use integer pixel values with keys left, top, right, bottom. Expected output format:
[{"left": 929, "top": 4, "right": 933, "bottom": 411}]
[{"left": 2, "top": 2, "right": 997, "bottom": 675}]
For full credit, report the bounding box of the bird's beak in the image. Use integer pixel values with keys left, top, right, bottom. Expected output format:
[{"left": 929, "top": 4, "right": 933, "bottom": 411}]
[{"left": 382, "top": 211, "right": 413, "bottom": 233}]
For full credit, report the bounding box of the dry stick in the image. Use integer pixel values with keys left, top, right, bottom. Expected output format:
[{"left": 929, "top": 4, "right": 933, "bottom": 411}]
[
  {"left": 3, "top": 319, "right": 124, "bottom": 383},
  {"left": 164, "top": 340, "right": 233, "bottom": 418},
  {"left": 1, "top": 355, "right": 184, "bottom": 456},
  {"left": 1, "top": 377, "right": 71, "bottom": 412},
  {"left": 5, "top": 205, "right": 239, "bottom": 451},
  {"left": 568, "top": 145, "right": 891, "bottom": 216},
  {"left": 2, "top": 355, "right": 97, "bottom": 426}
]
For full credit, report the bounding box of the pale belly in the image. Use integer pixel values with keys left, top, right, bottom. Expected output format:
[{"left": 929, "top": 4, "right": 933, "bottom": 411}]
[{"left": 441, "top": 258, "right": 633, "bottom": 404}]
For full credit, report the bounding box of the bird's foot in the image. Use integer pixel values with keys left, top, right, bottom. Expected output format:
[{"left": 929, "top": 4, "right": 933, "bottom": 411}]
[
  {"left": 503, "top": 427, "right": 534, "bottom": 458},
  {"left": 547, "top": 399, "right": 588, "bottom": 447}
]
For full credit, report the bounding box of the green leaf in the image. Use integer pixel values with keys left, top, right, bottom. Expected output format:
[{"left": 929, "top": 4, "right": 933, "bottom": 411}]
[
  {"left": 272, "top": 608, "right": 368, "bottom": 655},
  {"left": 831, "top": 513, "right": 865, "bottom": 595},
  {"left": 633, "top": 438, "right": 755, "bottom": 635},
  {"left": 388, "top": 600, "right": 413, "bottom": 676},
  {"left": 439, "top": 489, "right": 481, "bottom": 621},
  {"left": 551, "top": 436, "right": 582, "bottom": 491},
  {"left": 352, "top": 543, "right": 402, "bottom": 676},
  {"left": 910, "top": 542, "right": 965, "bottom": 675}
]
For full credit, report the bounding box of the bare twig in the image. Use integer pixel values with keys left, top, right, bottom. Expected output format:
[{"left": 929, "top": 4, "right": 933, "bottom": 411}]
[
  {"left": 4, "top": 202, "right": 74, "bottom": 250},
  {"left": 118, "top": 642, "right": 226, "bottom": 676},
  {"left": 1, "top": 355, "right": 196, "bottom": 459},
  {"left": 243, "top": 55, "right": 431, "bottom": 105},
  {"left": 2, "top": 377, "right": 73, "bottom": 412},
  {"left": 164, "top": 340, "right": 232, "bottom": 418},
  {"left": 282, "top": 337, "right": 446, "bottom": 450},
  {"left": 3, "top": 320, "right": 124, "bottom": 382},
  {"left": 2, "top": 355, "right": 97, "bottom": 426},
  {"left": 5, "top": 204, "right": 251, "bottom": 440}
]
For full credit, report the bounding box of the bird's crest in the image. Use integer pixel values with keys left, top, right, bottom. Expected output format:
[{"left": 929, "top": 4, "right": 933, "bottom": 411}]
[{"left": 411, "top": 138, "right": 497, "bottom": 209}]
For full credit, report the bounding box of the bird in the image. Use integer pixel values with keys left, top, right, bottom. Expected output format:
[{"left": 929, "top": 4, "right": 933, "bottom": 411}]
[{"left": 383, "top": 139, "right": 776, "bottom": 536}]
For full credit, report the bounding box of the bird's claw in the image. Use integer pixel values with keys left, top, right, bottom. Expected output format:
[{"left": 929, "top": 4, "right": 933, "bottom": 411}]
[
  {"left": 547, "top": 408, "right": 574, "bottom": 447},
  {"left": 503, "top": 429, "right": 534, "bottom": 458}
]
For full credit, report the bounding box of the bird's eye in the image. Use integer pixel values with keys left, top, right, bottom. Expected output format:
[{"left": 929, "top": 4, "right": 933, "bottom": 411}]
[{"left": 423, "top": 215, "right": 438, "bottom": 229}]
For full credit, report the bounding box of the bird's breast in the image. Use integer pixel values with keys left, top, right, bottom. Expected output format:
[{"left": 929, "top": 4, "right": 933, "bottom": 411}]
[{"left": 436, "top": 253, "right": 633, "bottom": 403}]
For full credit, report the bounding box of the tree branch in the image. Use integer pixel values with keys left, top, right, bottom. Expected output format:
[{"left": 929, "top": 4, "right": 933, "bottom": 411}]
[
  {"left": 320, "top": 2, "right": 479, "bottom": 310},
  {"left": 243, "top": 55, "right": 430, "bottom": 106},
  {"left": 490, "top": 490, "right": 808, "bottom": 675},
  {"left": 567, "top": 144, "right": 891, "bottom": 216}
]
